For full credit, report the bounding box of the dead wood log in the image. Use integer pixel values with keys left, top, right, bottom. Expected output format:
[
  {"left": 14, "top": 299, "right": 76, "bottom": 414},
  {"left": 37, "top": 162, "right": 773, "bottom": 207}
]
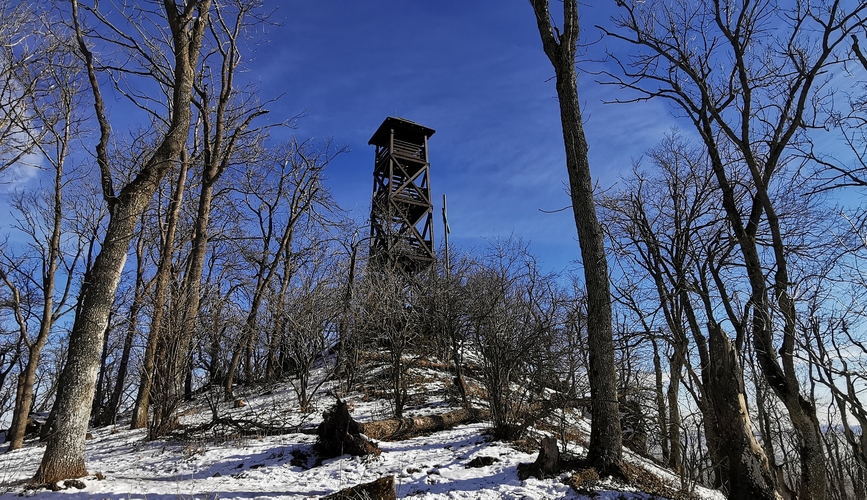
[
  {"left": 358, "top": 407, "right": 489, "bottom": 441},
  {"left": 320, "top": 475, "right": 395, "bottom": 500}
]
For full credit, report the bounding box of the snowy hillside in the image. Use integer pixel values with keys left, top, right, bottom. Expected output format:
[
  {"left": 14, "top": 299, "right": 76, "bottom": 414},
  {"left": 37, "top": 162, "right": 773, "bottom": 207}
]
[{"left": 0, "top": 365, "right": 726, "bottom": 499}]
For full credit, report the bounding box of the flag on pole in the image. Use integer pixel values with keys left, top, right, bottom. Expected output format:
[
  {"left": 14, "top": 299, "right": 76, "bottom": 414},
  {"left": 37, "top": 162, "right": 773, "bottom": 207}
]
[{"left": 442, "top": 195, "right": 450, "bottom": 234}]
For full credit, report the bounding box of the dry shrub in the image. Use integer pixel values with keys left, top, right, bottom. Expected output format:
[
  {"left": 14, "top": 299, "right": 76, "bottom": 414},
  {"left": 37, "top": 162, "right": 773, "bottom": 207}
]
[
  {"left": 565, "top": 468, "right": 600, "bottom": 492},
  {"left": 509, "top": 436, "right": 541, "bottom": 455},
  {"left": 413, "top": 358, "right": 451, "bottom": 370},
  {"left": 464, "top": 380, "right": 487, "bottom": 400},
  {"left": 621, "top": 461, "right": 699, "bottom": 500}
]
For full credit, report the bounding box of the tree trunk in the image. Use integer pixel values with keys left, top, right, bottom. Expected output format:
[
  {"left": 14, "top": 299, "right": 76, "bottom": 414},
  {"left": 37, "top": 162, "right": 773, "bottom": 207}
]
[
  {"left": 315, "top": 400, "right": 381, "bottom": 458},
  {"left": 358, "top": 407, "right": 488, "bottom": 441},
  {"left": 34, "top": 204, "right": 140, "bottom": 482},
  {"left": 8, "top": 349, "right": 41, "bottom": 450},
  {"left": 665, "top": 352, "right": 683, "bottom": 472},
  {"left": 100, "top": 234, "right": 148, "bottom": 427},
  {"left": 7, "top": 374, "right": 25, "bottom": 446},
  {"left": 146, "top": 157, "right": 190, "bottom": 438},
  {"left": 531, "top": 0, "right": 622, "bottom": 475},
  {"left": 102, "top": 312, "right": 136, "bottom": 426},
  {"left": 705, "top": 323, "right": 777, "bottom": 500},
  {"left": 91, "top": 315, "right": 112, "bottom": 421},
  {"left": 651, "top": 339, "right": 670, "bottom": 466}
]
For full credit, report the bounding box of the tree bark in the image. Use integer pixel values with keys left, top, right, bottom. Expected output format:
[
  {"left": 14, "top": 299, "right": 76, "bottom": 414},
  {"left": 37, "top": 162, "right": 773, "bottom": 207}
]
[
  {"left": 358, "top": 408, "right": 489, "bottom": 442},
  {"left": 517, "top": 436, "right": 561, "bottom": 480},
  {"left": 531, "top": 0, "right": 622, "bottom": 475}
]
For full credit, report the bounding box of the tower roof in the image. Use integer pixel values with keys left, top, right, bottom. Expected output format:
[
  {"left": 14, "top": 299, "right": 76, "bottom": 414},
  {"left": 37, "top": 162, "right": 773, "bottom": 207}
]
[{"left": 368, "top": 116, "right": 436, "bottom": 147}]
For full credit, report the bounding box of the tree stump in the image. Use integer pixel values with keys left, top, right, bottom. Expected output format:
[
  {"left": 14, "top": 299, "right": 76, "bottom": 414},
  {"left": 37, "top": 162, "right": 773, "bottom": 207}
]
[
  {"left": 315, "top": 399, "right": 380, "bottom": 458},
  {"left": 517, "top": 436, "right": 560, "bottom": 480},
  {"left": 320, "top": 475, "right": 395, "bottom": 500}
]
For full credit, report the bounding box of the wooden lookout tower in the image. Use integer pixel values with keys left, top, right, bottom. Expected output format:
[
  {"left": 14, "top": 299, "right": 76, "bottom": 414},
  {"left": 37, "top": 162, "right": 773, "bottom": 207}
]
[{"left": 368, "top": 117, "right": 436, "bottom": 273}]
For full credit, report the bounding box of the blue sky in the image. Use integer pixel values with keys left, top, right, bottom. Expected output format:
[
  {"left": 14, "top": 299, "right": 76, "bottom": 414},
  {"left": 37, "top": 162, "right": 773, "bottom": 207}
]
[
  {"left": 246, "top": 1, "right": 678, "bottom": 275},
  {"left": 0, "top": 1, "right": 680, "bottom": 276}
]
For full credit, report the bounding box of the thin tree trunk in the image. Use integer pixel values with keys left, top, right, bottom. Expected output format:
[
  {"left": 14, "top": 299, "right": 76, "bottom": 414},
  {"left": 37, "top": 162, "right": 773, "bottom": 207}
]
[
  {"left": 147, "top": 156, "right": 190, "bottom": 438},
  {"left": 531, "top": 0, "right": 622, "bottom": 474},
  {"left": 7, "top": 374, "right": 25, "bottom": 446},
  {"left": 91, "top": 314, "right": 113, "bottom": 420},
  {"left": 103, "top": 308, "right": 137, "bottom": 425}
]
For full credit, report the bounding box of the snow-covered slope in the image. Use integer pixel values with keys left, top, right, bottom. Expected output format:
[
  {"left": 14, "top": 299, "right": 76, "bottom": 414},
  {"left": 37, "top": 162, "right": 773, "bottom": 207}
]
[{"left": 0, "top": 365, "right": 725, "bottom": 499}]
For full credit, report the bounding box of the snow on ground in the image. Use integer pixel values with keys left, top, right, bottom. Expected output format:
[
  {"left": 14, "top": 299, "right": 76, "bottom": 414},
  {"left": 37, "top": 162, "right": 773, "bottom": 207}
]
[{"left": 0, "top": 366, "right": 726, "bottom": 499}]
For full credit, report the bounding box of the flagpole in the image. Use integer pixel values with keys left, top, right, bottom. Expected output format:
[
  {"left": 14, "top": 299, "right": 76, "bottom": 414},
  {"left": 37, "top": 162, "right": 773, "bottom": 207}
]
[{"left": 442, "top": 194, "right": 450, "bottom": 279}]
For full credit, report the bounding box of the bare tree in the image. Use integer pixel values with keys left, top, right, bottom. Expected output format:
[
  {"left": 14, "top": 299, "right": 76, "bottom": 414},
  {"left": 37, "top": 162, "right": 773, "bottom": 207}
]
[
  {"left": 222, "top": 138, "right": 342, "bottom": 400},
  {"left": 530, "top": 0, "right": 623, "bottom": 475},
  {"left": 276, "top": 239, "right": 342, "bottom": 410},
  {"left": 807, "top": 31, "right": 867, "bottom": 192},
  {"left": 0, "top": 0, "right": 47, "bottom": 177},
  {"left": 1, "top": 13, "right": 85, "bottom": 451},
  {"left": 131, "top": 0, "right": 276, "bottom": 431},
  {"left": 803, "top": 298, "right": 867, "bottom": 499},
  {"left": 602, "top": 134, "right": 783, "bottom": 496},
  {"left": 605, "top": 2, "right": 867, "bottom": 498},
  {"left": 33, "top": 0, "right": 211, "bottom": 483}
]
